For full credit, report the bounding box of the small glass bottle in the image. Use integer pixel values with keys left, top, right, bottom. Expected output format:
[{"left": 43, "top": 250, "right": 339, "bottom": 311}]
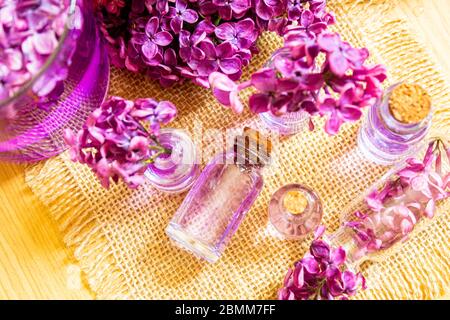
[
  {"left": 268, "top": 184, "right": 323, "bottom": 240},
  {"left": 358, "top": 83, "right": 432, "bottom": 165},
  {"left": 166, "top": 128, "right": 271, "bottom": 263},
  {"left": 258, "top": 49, "right": 310, "bottom": 136},
  {"left": 145, "top": 128, "right": 199, "bottom": 193},
  {"left": 331, "top": 137, "right": 449, "bottom": 267}
]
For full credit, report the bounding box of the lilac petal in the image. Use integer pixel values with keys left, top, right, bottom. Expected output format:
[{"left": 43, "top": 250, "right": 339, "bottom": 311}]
[
  {"left": 400, "top": 219, "right": 413, "bottom": 235},
  {"left": 318, "top": 33, "right": 341, "bottom": 52},
  {"left": 293, "top": 266, "right": 304, "bottom": 288},
  {"left": 156, "top": 101, "right": 177, "bottom": 123},
  {"left": 141, "top": 41, "right": 158, "bottom": 60},
  {"left": 300, "top": 73, "right": 324, "bottom": 90},
  {"left": 249, "top": 93, "right": 270, "bottom": 113},
  {"left": 218, "top": 6, "right": 233, "bottom": 20},
  {"left": 182, "top": 9, "right": 198, "bottom": 24},
  {"left": 154, "top": 31, "right": 173, "bottom": 46},
  {"left": 329, "top": 51, "right": 349, "bottom": 76},
  {"left": 179, "top": 30, "right": 191, "bottom": 47},
  {"left": 145, "top": 17, "right": 159, "bottom": 36},
  {"left": 236, "top": 18, "right": 255, "bottom": 38},
  {"left": 277, "top": 78, "right": 299, "bottom": 91},
  {"left": 302, "top": 257, "right": 320, "bottom": 274},
  {"left": 212, "top": 87, "right": 231, "bottom": 106},
  {"left": 179, "top": 47, "right": 191, "bottom": 61},
  {"left": 215, "top": 41, "right": 234, "bottom": 58},
  {"left": 219, "top": 57, "right": 241, "bottom": 75},
  {"left": 344, "top": 47, "right": 369, "bottom": 66},
  {"left": 287, "top": 7, "right": 301, "bottom": 21},
  {"left": 342, "top": 270, "right": 357, "bottom": 291},
  {"left": 215, "top": 23, "right": 235, "bottom": 41},
  {"left": 331, "top": 247, "right": 346, "bottom": 266},
  {"left": 250, "top": 68, "right": 277, "bottom": 92},
  {"left": 255, "top": 0, "right": 273, "bottom": 20},
  {"left": 340, "top": 106, "right": 363, "bottom": 121},
  {"left": 310, "top": 240, "right": 330, "bottom": 260},
  {"left": 33, "top": 31, "right": 58, "bottom": 55},
  {"left": 231, "top": 0, "right": 251, "bottom": 14},
  {"left": 164, "top": 48, "right": 177, "bottom": 65},
  {"left": 88, "top": 127, "right": 105, "bottom": 144},
  {"left": 176, "top": 0, "right": 188, "bottom": 11},
  {"left": 300, "top": 10, "right": 314, "bottom": 27},
  {"left": 5, "top": 50, "right": 23, "bottom": 71},
  {"left": 191, "top": 47, "right": 205, "bottom": 60},
  {"left": 314, "top": 225, "right": 326, "bottom": 239},
  {"left": 324, "top": 111, "right": 343, "bottom": 135},
  {"left": 198, "top": 40, "right": 216, "bottom": 58},
  {"left": 209, "top": 72, "right": 236, "bottom": 91},
  {"left": 229, "top": 90, "right": 244, "bottom": 113},
  {"left": 197, "top": 59, "right": 218, "bottom": 76},
  {"left": 424, "top": 199, "right": 435, "bottom": 218},
  {"left": 309, "top": 22, "right": 328, "bottom": 34},
  {"left": 170, "top": 17, "right": 182, "bottom": 34}
]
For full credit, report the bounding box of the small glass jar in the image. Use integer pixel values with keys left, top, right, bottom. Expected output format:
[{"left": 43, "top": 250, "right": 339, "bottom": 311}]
[
  {"left": 268, "top": 184, "right": 323, "bottom": 240},
  {"left": 358, "top": 83, "right": 432, "bottom": 165},
  {"left": 0, "top": 0, "right": 109, "bottom": 161},
  {"left": 166, "top": 128, "right": 270, "bottom": 263},
  {"left": 145, "top": 128, "right": 199, "bottom": 193},
  {"left": 258, "top": 49, "right": 310, "bottom": 136},
  {"left": 259, "top": 111, "right": 310, "bottom": 136}
]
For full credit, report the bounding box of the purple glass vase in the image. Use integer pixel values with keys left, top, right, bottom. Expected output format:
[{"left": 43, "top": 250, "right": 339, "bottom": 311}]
[
  {"left": 0, "top": 0, "right": 109, "bottom": 162},
  {"left": 166, "top": 129, "right": 270, "bottom": 262},
  {"left": 357, "top": 83, "right": 432, "bottom": 165},
  {"left": 145, "top": 128, "right": 199, "bottom": 193}
]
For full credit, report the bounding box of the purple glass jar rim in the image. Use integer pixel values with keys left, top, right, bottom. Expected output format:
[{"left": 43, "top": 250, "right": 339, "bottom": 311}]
[{"left": 0, "top": 0, "right": 79, "bottom": 108}]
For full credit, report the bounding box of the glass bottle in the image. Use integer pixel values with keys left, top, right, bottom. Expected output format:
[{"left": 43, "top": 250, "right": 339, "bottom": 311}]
[
  {"left": 329, "top": 137, "right": 449, "bottom": 267},
  {"left": 166, "top": 128, "right": 271, "bottom": 263},
  {"left": 0, "top": 0, "right": 109, "bottom": 161},
  {"left": 358, "top": 83, "right": 432, "bottom": 166},
  {"left": 268, "top": 183, "right": 323, "bottom": 240},
  {"left": 258, "top": 49, "right": 310, "bottom": 136},
  {"left": 145, "top": 128, "right": 199, "bottom": 193}
]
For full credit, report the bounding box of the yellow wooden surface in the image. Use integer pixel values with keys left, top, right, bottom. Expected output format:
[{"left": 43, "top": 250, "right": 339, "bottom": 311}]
[{"left": 0, "top": 0, "right": 449, "bottom": 300}]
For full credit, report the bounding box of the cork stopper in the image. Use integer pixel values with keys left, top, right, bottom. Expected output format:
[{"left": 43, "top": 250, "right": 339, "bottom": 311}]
[
  {"left": 234, "top": 127, "right": 271, "bottom": 167},
  {"left": 282, "top": 190, "right": 308, "bottom": 215},
  {"left": 388, "top": 83, "right": 431, "bottom": 124}
]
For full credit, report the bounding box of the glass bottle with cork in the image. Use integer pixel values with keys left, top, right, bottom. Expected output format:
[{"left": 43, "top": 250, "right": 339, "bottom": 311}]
[
  {"left": 358, "top": 83, "right": 433, "bottom": 165},
  {"left": 166, "top": 127, "right": 271, "bottom": 263}
]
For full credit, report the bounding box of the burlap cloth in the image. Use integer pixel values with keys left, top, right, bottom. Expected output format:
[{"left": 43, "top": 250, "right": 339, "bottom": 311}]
[{"left": 26, "top": 0, "right": 450, "bottom": 299}]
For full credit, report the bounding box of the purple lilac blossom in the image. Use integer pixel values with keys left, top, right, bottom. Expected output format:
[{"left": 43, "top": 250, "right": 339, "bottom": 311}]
[
  {"left": 64, "top": 96, "right": 177, "bottom": 189},
  {"left": 278, "top": 226, "right": 366, "bottom": 300},
  {"left": 210, "top": 31, "right": 387, "bottom": 135},
  {"left": 95, "top": 0, "right": 334, "bottom": 88}
]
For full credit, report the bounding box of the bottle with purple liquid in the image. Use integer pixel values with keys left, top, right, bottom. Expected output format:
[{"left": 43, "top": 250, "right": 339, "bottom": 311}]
[
  {"left": 358, "top": 83, "right": 432, "bottom": 165},
  {"left": 166, "top": 128, "right": 271, "bottom": 263}
]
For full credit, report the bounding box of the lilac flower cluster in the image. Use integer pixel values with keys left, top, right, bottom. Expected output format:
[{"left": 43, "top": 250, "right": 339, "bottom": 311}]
[
  {"left": 279, "top": 227, "right": 366, "bottom": 300},
  {"left": 64, "top": 96, "right": 177, "bottom": 189},
  {"left": 0, "top": 0, "right": 71, "bottom": 103},
  {"left": 346, "top": 139, "right": 450, "bottom": 259},
  {"left": 210, "top": 29, "right": 387, "bottom": 135},
  {"left": 95, "top": 0, "right": 333, "bottom": 88}
]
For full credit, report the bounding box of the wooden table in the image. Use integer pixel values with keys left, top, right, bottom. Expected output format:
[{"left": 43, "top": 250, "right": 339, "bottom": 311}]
[{"left": 0, "top": 0, "right": 449, "bottom": 299}]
